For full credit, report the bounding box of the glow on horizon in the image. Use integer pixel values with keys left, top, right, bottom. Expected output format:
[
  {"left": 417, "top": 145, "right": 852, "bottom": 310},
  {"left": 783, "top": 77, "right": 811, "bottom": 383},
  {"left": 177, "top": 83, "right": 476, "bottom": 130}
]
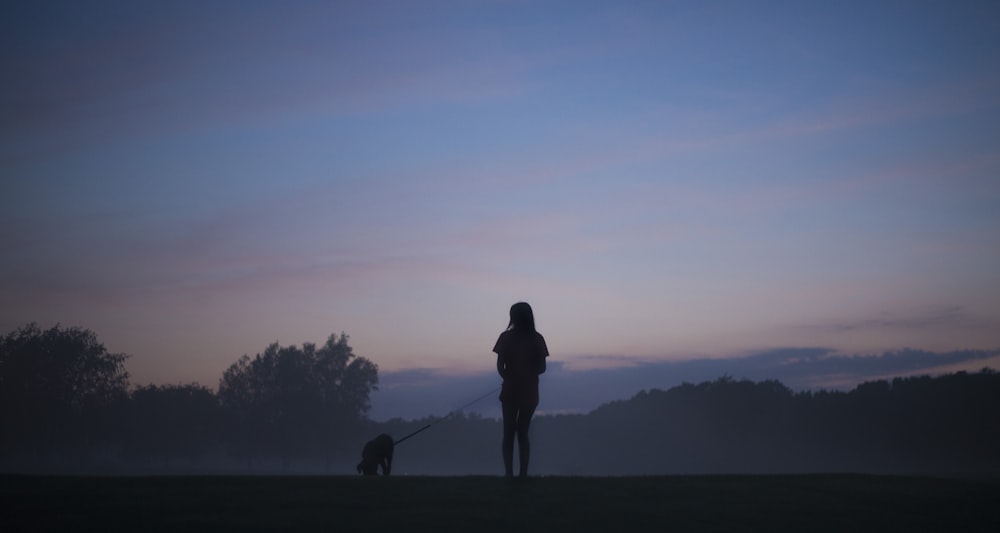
[{"left": 2, "top": 1, "right": 999, "bottom": 389}]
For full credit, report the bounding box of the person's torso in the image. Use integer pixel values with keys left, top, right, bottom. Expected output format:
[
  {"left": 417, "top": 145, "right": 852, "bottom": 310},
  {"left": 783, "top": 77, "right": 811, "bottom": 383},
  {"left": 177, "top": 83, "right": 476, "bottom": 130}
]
[{"left": 499, "top": 331, "right": 543, "bottom": 382}]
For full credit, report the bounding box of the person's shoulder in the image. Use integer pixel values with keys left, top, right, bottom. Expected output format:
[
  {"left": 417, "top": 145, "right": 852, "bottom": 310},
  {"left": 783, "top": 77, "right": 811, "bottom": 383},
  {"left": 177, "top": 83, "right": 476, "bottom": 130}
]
[
  {"left": 535, "top": 330, "right": 549, "bottom": 350},
  {"left": 493, "top": 330, "right": 510, "bottom": 352}
]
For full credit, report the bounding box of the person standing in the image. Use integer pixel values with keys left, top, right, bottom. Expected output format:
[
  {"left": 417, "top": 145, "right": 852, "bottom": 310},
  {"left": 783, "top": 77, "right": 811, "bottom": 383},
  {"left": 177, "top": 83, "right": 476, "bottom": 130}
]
[{"left": 493, "top": 301, "right": 548, "bottom": 479}]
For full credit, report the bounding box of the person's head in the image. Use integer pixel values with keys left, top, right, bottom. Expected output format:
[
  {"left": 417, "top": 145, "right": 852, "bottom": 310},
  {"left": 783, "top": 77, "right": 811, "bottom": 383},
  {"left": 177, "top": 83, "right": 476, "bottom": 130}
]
[{"left": 507, "top": 301, "right": 536, "bottom": 332}]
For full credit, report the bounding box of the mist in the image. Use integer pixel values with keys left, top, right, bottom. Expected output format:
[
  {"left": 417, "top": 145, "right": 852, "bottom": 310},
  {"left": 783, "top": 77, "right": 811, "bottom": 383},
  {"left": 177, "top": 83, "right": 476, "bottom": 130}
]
[
  {"left": 370, "top": 370, "right": 1000, "bottom": 476},
  {"left": 6, "top": 370, "right": 1000, "bottom": 477}
]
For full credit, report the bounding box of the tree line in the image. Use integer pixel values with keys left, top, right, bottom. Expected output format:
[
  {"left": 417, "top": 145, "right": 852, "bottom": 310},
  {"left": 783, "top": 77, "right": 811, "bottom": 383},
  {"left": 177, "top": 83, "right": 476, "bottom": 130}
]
[
  {"left": 1, "top": 323, "right": 998, "bottom": 475},
  {"left": 0, "top": 323, "right": 376, "bottom": 473},
  {"left": 377, "top": 371, "right": 1000, "bottom": 476}
]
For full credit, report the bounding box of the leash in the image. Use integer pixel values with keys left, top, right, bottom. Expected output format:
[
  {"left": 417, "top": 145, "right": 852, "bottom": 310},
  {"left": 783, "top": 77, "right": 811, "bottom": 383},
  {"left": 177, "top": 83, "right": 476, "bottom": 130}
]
[{"left": 393, "top": 385, "right": 501, "bottom": 446}]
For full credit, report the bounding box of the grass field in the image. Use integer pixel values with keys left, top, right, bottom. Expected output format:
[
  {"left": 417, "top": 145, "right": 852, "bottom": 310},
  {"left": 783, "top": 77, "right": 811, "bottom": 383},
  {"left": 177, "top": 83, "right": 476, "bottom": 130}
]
[{"left": 4, "top": 474, "right": 998, "bottom": 532}]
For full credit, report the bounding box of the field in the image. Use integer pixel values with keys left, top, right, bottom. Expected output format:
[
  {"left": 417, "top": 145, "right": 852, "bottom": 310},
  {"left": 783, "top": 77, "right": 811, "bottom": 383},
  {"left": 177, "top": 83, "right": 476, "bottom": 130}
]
[{"left": 4, "top": 474, "right": 999, "bottom": 532}]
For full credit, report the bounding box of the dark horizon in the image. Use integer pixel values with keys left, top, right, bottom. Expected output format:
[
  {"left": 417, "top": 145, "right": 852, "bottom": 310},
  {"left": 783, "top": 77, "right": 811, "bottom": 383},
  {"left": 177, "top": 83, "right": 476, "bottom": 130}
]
[
  {"left": 2, "top": 348, "right": 997, "bottom": 477},
  {"left": 371, "top": 347, "right": 1000, "bottom": 421}
]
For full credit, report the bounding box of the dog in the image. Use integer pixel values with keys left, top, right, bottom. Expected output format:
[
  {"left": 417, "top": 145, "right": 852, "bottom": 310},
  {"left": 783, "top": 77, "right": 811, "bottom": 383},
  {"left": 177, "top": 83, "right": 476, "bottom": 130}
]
[{"left": 356, "top": 433, "right": 394, "bottom": 476}]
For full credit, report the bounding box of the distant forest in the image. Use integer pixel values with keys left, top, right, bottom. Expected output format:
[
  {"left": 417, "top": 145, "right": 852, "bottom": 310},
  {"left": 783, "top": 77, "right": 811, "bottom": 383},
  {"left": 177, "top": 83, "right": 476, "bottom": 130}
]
[{"left": 2, "top": 323, "right": 998, "bottom": 475}]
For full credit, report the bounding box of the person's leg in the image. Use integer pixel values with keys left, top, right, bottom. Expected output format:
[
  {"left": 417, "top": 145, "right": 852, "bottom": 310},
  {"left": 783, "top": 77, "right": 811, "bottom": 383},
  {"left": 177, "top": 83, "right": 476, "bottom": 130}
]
[
  {"left": 501, "top": 401, "right": 516, "bottom": 478},
  {"left": 516, "top": 403, "right": 537, "bottom": 478}
]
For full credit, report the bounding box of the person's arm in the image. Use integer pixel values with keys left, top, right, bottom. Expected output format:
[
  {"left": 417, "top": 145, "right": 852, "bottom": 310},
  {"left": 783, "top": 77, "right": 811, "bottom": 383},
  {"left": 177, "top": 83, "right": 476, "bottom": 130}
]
[
  {"left": 493, "top": 333, "right": 506, "bottom": 378},
  {"left": 537, "top": 335, "right": 549, "bottom": 375}
]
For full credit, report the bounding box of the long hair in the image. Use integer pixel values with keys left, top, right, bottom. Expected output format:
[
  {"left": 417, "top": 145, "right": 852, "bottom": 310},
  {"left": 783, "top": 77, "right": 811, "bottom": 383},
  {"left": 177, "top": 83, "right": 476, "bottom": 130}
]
[{"left": 507, "top": 302, "right": 536, "bottom": 332}]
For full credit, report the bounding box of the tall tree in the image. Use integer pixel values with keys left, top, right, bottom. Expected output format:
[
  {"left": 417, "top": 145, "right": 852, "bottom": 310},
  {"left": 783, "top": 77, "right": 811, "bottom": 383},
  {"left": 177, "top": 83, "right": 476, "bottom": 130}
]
[
  {"left": 0, "top": 323, "right": 129, "bottom": 463},
  {"left": 217, "top": 332, "right": 378, "bottom": 469}
]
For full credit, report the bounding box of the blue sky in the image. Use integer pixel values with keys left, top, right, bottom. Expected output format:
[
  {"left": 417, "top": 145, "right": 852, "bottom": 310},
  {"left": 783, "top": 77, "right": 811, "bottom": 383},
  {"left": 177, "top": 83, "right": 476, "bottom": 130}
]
[{"left": 2, "top": 1, "right": 999, "bottom": 418}]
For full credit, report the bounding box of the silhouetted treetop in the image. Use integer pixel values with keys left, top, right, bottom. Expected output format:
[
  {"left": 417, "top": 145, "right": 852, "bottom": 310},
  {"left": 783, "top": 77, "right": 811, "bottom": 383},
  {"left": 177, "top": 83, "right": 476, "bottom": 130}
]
[
  {"left": 0, "top": 323, "right": 130, "bottom": 459},
  {"left": 0, "top": 323, "right": 129, "bottom": 407},
  {"left": 216, "top": 332, "right": 378, "bottom": 467}
]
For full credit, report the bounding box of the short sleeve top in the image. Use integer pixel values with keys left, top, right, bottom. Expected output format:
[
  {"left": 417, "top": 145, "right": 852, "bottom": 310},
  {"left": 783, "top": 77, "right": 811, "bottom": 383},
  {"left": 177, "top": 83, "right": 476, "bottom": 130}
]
[{"left": 493, "top": 329, "right": 549, "bottom": 405}]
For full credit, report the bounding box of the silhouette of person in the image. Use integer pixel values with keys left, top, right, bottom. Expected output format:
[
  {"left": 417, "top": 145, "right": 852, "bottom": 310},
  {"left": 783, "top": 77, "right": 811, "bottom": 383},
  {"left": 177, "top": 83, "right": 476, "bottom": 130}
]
[{"left": 493, "top": 301, "right": 548, "bottom": 479}]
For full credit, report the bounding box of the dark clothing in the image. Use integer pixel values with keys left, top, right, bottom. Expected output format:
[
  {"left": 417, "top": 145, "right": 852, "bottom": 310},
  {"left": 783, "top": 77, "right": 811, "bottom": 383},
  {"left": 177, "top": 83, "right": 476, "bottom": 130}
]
[
  {"left": 493, "top": 329, "right": 549, "bottom": 407},
  {"left": 493, "top": 328, "right": 548, "bottom": 477}
]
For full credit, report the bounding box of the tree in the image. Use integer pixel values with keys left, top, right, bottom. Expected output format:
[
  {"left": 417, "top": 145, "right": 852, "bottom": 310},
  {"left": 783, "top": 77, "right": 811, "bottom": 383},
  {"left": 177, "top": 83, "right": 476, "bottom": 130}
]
[
  {"left": 0, "top": 323, "right": 129, "bottom": 464},
  {"left": 217, "top": 332, "right": 378, "bottom": 469},
  {"left": 121, "top": 383, "right": 220, "bottom": 467}
]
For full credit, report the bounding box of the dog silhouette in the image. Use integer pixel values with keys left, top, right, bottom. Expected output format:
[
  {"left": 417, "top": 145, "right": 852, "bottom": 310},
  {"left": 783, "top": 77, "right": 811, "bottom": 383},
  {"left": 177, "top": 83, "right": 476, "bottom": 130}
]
[{"left": 357, "top": 433, "right": 394, "bottom": 476}]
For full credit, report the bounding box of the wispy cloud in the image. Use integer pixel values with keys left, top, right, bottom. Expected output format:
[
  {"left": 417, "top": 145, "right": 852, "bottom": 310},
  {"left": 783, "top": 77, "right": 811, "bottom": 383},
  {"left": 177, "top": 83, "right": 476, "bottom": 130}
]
[
  {"left": 791, "top": 306, "right": 994, "bottom": 336},
  {"left": 1, "top": 2, "right": 558, "bottom": 161}
]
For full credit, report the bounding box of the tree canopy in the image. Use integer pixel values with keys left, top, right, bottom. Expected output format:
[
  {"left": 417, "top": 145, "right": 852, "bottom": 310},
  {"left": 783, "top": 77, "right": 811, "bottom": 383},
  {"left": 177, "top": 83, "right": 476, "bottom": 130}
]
[
  {"left": 0, "top": 323, "right": 129, "bottom": 460},
  {"left": 217, "top": 333, "right": 378, "bottom": 467}
]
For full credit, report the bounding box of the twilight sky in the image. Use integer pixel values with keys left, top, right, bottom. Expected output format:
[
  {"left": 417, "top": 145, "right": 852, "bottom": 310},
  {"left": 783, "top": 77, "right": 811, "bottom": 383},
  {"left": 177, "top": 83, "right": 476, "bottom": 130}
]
[{"left": 3, "top": 1, "right": 999, "bottom": 418}]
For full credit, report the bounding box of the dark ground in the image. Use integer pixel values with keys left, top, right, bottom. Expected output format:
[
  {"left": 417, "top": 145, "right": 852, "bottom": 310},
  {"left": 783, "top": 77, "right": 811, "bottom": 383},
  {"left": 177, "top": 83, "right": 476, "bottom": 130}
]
[{"left": 4, "top": 474, "right": 998, "bottom": 532}]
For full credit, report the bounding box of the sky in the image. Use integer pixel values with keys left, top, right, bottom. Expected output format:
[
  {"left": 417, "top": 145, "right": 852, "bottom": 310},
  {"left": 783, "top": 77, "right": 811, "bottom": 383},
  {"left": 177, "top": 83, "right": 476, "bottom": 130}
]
[{"left": 2, "top": 1, "right": 999, "bottom": 419}]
